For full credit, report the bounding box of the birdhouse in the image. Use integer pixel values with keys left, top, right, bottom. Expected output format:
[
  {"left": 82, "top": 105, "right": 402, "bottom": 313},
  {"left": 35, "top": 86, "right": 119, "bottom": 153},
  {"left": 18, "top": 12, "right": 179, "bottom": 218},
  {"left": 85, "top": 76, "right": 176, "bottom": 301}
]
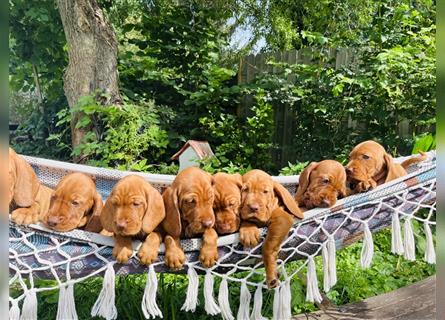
[{"left": 171, "top": 140, "right": 215, "bottom": 172}]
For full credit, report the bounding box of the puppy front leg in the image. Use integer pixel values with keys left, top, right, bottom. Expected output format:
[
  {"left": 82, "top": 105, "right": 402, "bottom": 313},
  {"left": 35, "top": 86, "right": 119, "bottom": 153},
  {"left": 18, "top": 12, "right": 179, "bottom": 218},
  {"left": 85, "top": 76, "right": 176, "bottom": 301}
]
[
  {"left": 263, "top": 209, "right": 294, "bottom": 288},
  {"left": 138, "top": 231, "right": 162, "bottom": 265},
  {"left": 164, "top": 235, "right": 185, "bottom": 270},
  {"left": 199, "top": 228, "right": 219, "bottom": 268},
  {"left": 11, "top": 202, "right": 41, "bottom": 225},
  {"left": 113, "top": 235, "right": 133, "bottom": 263},
  {"left": 239, "top": 221, "right": 260, "bottom": 248}
]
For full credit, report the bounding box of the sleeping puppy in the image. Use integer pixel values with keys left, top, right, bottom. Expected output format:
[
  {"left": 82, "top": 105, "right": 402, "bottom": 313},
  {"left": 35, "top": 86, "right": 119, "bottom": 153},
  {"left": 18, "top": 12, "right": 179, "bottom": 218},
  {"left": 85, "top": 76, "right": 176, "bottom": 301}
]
[
  {"left": 295, "top": 160, "right": 347, "bottom": 209},
  {"left": 43, "top": 172, "right": 104, "bottom": 232},
  {"left": 162, "top": 167, "right": 217, "bottom": 269},
  {"left": 346, "top": 140, "right": 427, "bottom": 193},
  {"left": 213, "top": 172, "right": 242, "bottom": 235},
  {"left": 100, "top": 175, "right": 165, "bottom": 264},
  {"left": 239, "top": 169, "right": 304, "bottom": 288},
  {"left": 9, "top": 147, "right": 53, "bottom": 225}
]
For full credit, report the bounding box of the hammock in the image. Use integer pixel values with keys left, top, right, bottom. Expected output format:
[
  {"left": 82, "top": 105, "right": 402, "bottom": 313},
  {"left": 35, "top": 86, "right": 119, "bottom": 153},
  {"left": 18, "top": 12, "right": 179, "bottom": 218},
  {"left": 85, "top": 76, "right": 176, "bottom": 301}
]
[{"left": 9, "top": 151, "right": 436, "bottom": 320}]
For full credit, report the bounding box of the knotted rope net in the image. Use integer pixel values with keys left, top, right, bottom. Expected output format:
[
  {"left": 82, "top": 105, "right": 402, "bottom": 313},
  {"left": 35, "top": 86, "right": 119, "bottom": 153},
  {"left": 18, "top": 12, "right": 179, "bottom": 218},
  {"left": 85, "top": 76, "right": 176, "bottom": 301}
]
[{"left": 9, "top": 151, "right": 436, "bottom": 320}]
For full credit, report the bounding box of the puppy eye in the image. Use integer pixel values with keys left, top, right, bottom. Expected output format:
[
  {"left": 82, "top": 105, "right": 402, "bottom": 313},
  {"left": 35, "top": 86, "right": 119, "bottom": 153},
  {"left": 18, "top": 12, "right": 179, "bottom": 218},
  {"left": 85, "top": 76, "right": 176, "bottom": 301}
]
[
  {"left": 71, "top": 200, "right": 79, "bottom": 206},
  {"left": 133, "top": 202, "right": 141, "bottom": 207},
  {"left": 187, "top": 198, "right": 195, "bottom": 204},
  {"left": 362, "top": 154, "right": 370, "bottom": 160},
  {"left": 263, "top": 189, "right": 269, "bottom": 194},
  {"left": 322, "top": 178, "right": 330, "bottom": 184}
]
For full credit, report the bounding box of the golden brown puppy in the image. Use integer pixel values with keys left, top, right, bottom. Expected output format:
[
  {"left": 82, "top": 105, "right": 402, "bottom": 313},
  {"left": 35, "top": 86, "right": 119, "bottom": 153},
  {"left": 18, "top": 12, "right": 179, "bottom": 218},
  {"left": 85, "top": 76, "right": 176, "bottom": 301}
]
[
  {"left": 346, "top": 140, "right": 427, "bottom": 193},
  {"left": 44, "top": 172, "right": 104, "bottom": 232},
  {"left": 101, "top": 175, "right": 165, "bottom": 264},
  {"left": 239, "top": 169, "right": 304, "bottom": 288},
  {"left": 295, "top": 160, "right": 347, "bottom": 209},
  {"left": 9, "top": 147, "right": 53, "bottom": 225},
  {"left": 162, "top": 167, "right": 217, "bottom": 269},
  {"left": 213, "top": 172, "right": 242, "bottom": 235}
]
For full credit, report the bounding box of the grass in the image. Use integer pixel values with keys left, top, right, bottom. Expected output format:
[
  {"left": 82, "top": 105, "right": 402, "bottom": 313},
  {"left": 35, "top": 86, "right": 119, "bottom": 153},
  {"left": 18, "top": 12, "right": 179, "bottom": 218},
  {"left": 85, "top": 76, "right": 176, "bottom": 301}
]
[{"left": 12, "top": 225, "right": 435, "bottom": 320}]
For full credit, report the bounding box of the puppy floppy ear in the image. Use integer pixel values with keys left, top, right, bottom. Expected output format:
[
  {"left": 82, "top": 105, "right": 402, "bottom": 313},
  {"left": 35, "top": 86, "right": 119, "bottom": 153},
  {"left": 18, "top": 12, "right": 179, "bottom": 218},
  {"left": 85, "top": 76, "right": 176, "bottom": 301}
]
[
  {"left": 142, "top": 183, "right": 166, "bottom": 234},
  {"left": 295, "top": 162, "right": 318, "bottom": 204},
  {"left": 100, "top": 195, "right": 115, "bottom": 232},
  {"left": 84, "top": 191, "right": 104, "bottom": 233},
  {"left": 161, "top": 186, "right": 181, "bottom": 238},
  {"left": 13, "top": 153, "right": 40, "bottom": 207},
  {"left": 384, "top": 153, "right": 405, "bottom": 182},
  {"left": 273, "top": 181, "right": 304, "bottom": 219}
]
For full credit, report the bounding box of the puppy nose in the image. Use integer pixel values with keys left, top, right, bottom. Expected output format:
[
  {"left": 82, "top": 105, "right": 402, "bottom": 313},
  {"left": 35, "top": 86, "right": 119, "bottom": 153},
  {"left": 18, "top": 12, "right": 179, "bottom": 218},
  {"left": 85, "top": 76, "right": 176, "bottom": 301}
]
[
  {"left": 116, "top": 220, "right": 127, "bottom": 230},
  {"left": 345, "top": 167, "right": 353, "bottom": 175},
  {"left": 202, "top": 219, "right": 213, "bottom": 228},
  {"left": 47, "top": 216, "right": 59, "bottom": 227},
  {"left": 249, "top": 204, "right": 259, "bottom": 212}
]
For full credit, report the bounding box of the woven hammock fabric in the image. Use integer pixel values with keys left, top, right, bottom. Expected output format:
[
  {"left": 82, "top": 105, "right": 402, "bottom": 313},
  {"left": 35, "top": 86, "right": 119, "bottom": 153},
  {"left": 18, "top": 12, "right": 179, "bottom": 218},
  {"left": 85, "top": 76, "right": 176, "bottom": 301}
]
[{"left": 9, "top": 151, "right": 436, "bottom": 320}]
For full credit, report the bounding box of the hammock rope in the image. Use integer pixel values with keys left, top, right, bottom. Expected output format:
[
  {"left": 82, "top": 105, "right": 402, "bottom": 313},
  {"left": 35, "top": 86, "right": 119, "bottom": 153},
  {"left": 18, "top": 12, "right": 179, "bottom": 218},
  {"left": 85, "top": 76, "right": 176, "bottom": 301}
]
[{"left": 9, "top": 151, "right": 436, "bottom": 320}]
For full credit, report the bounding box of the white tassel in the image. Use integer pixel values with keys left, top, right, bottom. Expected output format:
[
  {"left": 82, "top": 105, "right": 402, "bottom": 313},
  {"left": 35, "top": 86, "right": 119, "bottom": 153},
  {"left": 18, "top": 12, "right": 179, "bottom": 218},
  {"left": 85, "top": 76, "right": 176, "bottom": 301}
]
[
  {"left": 91, "top": 264, "right": 117, "bottom": 320},
  {"left": 9, "top": 299, "right": 20, "bottom": 320},
  {"left": 250, "top": 285, "right": 266, "bottom": 320},
  {"left": 272, "top": 287, "right": 280, "bottom": 320},
  {"left": 204, "top": 271, "right": 221, "bottom": 315},
  {"left": 141, "top": 265, "right": 163, "bottom": 319},
  {"left": 20, "top": 289, "right": 37, "bottom": 320},
  {"left": 403, "top": 217, "right": 416, "bottom": 261},
  {"left": 360, "top": 223, "right": 374, "bottom": 268},
  {"left": 236, "top": 281, "right": 251, "bottom": 320},
  {"left": 305, "top": 256, "right": 322, "bottom": 303},
  {"left": 322, "top": 236, "right": 337, "bottom": 292},
  {"left": 278, "top": 281, "right": 291, "bottom": 320},
  {"left": 424, "top": 223, "right": 436, "bottom": 264},
  {"left": 181, "top": 265, "right": 199, "bottom": 312},
  {"left": 56, "top": 284, "right": 78, "bottom": 320},
  {"left": 218, "top": 277, "right": 234, "bottom": 320},
  {"left": 391, "top": 212, "right": 404, "bottom": 255}
]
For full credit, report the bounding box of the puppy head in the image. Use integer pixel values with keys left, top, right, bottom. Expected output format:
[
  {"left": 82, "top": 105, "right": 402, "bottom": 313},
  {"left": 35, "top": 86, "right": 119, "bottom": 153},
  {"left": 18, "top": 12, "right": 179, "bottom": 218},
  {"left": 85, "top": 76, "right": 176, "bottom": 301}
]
[
  {"left": 9, "top": 147, "right": 39, "bottom": 207},
  {"left": 213, "top": 173, "right": 242, "bottom": 235},
  {"left": 240, "top": 169, "right": 303, "bottom": 225},
  {"left": 101, "top": 175, "right": 165, "bottom": 236},
  {"left": 346, "top": 140, "right": 398, "bottom": 184},
  {"left": 296, "top": 160, "right": 346, "bottom": 209},
  {"left": 346, "top": 140, "right": 387, "bottom": 182},
  {"left": 44, "top": 172, "right": 103, "bottom": 232},
  {"left": 162, "top": 167, "right": 215, "bottom": 238}
]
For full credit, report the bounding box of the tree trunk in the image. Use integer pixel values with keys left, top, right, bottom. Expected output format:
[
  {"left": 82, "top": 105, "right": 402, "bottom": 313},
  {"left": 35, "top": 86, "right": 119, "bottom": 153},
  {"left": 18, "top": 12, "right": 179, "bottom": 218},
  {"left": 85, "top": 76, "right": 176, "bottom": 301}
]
[{"left": 57, "top": 0, "right": 121, "bottom": 162}]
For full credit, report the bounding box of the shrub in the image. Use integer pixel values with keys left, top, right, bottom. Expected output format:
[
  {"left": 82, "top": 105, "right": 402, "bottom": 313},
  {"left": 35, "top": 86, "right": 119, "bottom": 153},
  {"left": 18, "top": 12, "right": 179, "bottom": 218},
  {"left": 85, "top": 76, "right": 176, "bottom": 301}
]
[{"left": 49, "top": 95, "right": 170, "bottom": 171}]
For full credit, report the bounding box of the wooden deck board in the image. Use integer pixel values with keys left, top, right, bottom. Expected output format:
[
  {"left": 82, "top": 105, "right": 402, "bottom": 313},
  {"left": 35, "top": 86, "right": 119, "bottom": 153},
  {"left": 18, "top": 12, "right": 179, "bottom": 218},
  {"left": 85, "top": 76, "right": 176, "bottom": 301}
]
[{"left": 293, "top": 275, "right": 435, "bottom": 320}]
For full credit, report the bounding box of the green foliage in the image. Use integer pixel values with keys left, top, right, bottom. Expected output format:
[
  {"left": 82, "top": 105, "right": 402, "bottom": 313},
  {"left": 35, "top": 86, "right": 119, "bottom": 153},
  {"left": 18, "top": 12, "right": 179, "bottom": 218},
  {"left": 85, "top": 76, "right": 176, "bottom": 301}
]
[
  {"left": 200, "top": 89, "right": 275, "bottom": 171},
  {"left": 412, "top": 133, "right": 436, "bottom": 154},
  {"left": 249, "top": 2, "right": 435, "bottom": 162},
  {"left": 279, "top": 161, "right": 309, "bottom": 176},
  {"left": 49, "top": 94, "right": 170, "bottom": 171},
  {"left": 9, "top": 0, "right": 69, "bottom": 159}
]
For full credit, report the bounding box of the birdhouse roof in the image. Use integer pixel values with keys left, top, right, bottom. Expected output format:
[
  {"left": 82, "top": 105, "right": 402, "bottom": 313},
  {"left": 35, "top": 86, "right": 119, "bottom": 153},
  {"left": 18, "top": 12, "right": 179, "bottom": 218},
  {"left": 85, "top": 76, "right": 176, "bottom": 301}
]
[{"left": 171, "top": 140, "right": 214, "bottom": 160}]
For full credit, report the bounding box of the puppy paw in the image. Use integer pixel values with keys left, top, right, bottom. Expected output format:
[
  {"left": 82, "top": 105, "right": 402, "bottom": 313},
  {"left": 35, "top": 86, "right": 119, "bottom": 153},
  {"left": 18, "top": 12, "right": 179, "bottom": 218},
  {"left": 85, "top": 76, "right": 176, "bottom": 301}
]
[
  {"left": 266, "top": 271, "right": 280, "bottom": 289},
  {"left": 199, "top": 246, "right": 218, "bottom": 268},
  {"left": 113, "top": 245, "right": 133, "bottom": 264},
  {"left": 11, "top": 208, "right": 39, "bottom": 225},
  {"left": 138, "top": 243, "right": 159, "bottom": 265},
  {"left": 239, "top": 226, "right": 260, "bottom": 248},
  {"left": 165, "top": 247, "right": 185, "bottom": 270},
  {"left": 356, "top": 179, "right": 377, "bottom": 193},
  {"left": 100, "top": 229, "right": 114, "bottom": 237}
]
